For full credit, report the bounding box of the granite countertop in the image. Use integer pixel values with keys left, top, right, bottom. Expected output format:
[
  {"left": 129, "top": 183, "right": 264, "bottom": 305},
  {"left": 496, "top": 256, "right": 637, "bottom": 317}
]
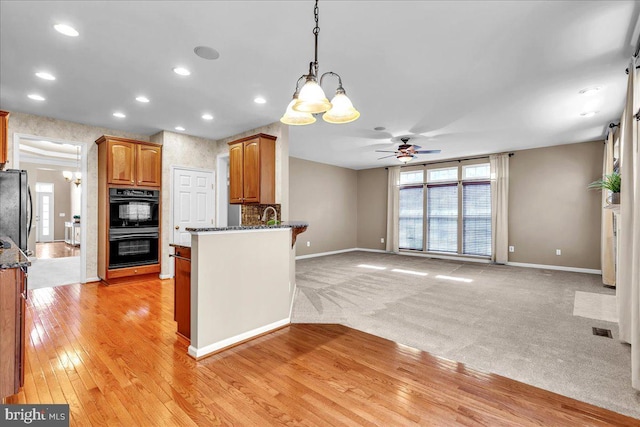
[
  {"left": 187, "top": 221, "right": 309, "bottom": 233},
  {"left": 0, "top": 237, "right": 31, "bottom": 269}
]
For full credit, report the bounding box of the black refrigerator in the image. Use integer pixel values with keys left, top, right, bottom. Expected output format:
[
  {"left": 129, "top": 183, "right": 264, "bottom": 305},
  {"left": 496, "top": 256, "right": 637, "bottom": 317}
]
[{"left": 0, "top": 169, "right": 32, "bottom": 252}]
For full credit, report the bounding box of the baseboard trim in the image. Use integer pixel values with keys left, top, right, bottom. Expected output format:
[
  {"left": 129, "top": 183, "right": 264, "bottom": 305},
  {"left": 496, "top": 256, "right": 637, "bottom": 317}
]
[
  {"left": 296, "top": 248, "right": 358, "bottom": 260},
  {"left": 354, "top": 248, "right": 388, "bottom": 254},
  {"left": 188, "top": 318, "right": 290, "bottom": 359},
  {"left": 506, "top": 262, "right": 601, "bottom": 275},
  {"left": 84, "top": 277, "right": 101, "bottom": 284},
  {"left": 159, "top": 274, "right": 173, "bottom": 280},
  {"left": 399, "top": 251, "right": 492, "bottom": 264}
]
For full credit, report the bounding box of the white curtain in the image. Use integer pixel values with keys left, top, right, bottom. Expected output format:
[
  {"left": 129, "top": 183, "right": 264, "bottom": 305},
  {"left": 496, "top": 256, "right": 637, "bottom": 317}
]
[
  {"left": 386, "top": 166, "right": 400, "bottom": 253},
  {"left": 601, "top": 130, "right": 616, "bottom": 286},
  {"left": 490, "top": 153, "right": 509, "bottom": 264},
  {"left": 616, "top": 57, "right": 640, "bottom": 390}
]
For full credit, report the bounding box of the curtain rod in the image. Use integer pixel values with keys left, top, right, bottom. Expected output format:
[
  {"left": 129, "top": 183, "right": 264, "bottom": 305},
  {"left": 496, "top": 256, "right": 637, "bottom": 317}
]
[{"left": 384, "top": 153, "right": 514, "bottom": 170}]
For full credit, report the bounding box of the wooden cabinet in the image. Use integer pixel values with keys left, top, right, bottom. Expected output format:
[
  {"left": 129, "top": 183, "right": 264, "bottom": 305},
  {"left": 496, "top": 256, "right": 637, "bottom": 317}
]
[
  {"left": 97, "top": 136, "right": 161, "bottom": 188},
  {"left": 172, "top": 246, "right": 191, "bottom": 340},
  {"left": 0, "top": 265, "right": 26, "bottom": 399},
  {"left": 228, "top": 133, "right": 276, "bottom": 204},
  {"left": 95, "top": 135, "right": 162, "bottom": 284},
  {"left": 0, "top": 110, "right": 9, "bottom": 168}
]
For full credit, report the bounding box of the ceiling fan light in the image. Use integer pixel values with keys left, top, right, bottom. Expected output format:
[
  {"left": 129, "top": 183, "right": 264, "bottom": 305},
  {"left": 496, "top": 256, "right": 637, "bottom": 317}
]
[
  {"left": 322, "top": 91, "right": 360, "bottom": 124},
  {"left": 397, "top": 154, "right": 414, "bottom": 164},
  {"left": 293, "top": 79, "right": 332, "bottom": 113},
  {"left": 280, "top": 98, "right": 316, "bottom": 126}
]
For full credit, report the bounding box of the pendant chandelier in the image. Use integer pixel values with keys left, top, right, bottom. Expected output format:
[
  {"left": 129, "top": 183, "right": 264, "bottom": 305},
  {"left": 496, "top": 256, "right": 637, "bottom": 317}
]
[
  {"left": 63, "top": 146, "right": 81, "bottom": 187},
  {"left": 280, "top": 0, "right": 360, "bottom": 126}
]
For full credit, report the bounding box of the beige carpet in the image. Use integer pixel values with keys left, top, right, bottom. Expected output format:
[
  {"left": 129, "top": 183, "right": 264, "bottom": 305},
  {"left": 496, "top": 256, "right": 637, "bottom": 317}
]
[
  {"left": 28, "top": 256, "right": 81, "bottom": 289},
  {"left": 574, "top": 291, "right": 618, "bottom": 323},
  {"left": 292, "top": 251, "right": 639, "bottom": 419}
]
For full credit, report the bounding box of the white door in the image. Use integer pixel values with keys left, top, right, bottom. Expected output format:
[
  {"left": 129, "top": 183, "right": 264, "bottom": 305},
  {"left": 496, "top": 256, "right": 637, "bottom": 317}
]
[
  {"left": 173, "top": 168, "right": 214, "bottom": 246},
  {"left": 36, "top": 186, "right": 55, "bottom": 242}
]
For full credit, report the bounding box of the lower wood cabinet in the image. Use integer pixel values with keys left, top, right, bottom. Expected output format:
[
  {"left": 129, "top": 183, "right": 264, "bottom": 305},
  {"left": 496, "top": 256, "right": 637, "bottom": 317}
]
[
  {"left": 172, "top": 246, "right": 191, "bottom": 340},
  {"left": 0, "top": 266, "right": 26, "bottom": 399}
]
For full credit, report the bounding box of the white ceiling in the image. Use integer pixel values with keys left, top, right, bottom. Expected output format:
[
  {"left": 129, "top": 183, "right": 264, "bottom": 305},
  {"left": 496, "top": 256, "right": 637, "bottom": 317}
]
[{"left": 1, "top": 1, "right": 638, "bottom": 170}]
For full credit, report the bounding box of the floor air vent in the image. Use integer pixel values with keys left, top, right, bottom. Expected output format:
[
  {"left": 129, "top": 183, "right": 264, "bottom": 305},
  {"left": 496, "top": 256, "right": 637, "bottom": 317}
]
[{"left": 592, "top": 327, "right": 613, "bottom": 338}]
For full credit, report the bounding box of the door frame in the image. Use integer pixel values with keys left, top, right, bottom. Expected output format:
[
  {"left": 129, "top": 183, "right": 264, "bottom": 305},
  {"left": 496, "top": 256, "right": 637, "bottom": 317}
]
[
  {"left": 168, "top": 165, "right": 215, "bottom": 278},
  {"left": 216, "top": 153, "right": 228, "bottom": 227},
  {"left": 13, "top": 133, "right": 88, "bottom": 284}
]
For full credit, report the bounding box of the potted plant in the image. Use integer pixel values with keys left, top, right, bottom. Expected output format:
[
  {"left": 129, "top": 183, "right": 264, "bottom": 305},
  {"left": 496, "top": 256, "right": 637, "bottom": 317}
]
[{"left": 588, "top": 171, "right": 621, "bottom": 204}]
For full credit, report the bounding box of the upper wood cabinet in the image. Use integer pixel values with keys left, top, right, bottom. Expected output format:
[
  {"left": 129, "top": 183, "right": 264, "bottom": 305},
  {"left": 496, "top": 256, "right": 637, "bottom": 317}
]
[
  {"left": 228, "top": 133, "right": 276, "bottom": 204},
  {"left": 0, "top": 110, "right": 9, "bottom": 168},
  {"left": 96, "top": 136, "right": 162, "bottom": 188}
]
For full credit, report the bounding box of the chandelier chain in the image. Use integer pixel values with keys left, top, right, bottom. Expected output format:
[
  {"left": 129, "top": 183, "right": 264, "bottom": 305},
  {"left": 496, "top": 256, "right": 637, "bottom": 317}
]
[{"left": 313, "top": 0, "right": 320, "bottom": 76}]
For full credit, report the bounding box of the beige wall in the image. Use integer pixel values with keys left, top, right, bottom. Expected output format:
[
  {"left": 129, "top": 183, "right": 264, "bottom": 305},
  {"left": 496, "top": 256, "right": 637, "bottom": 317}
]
[
  {"left": 508, "top": 141, "right": 602, "bottom": 269},
  {"left": 289, "top": 157, "right": 357, "bottom": 256},
  {"left": 357, "top": 167, "right": 387, "bottom": 250},
  {"left": 7, "top": 111, "right": 149, "bottom": 280}
]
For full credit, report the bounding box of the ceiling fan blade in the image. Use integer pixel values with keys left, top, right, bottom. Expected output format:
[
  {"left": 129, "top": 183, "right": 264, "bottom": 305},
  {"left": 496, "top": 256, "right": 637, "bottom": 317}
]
[
  {"left": 414, "top": 150, "right": 442, "bottom": 154},
  {"left": 411, "top": 145, "right": 422, "bottom": 150},
  {"left": 375, "top": 150, "right": 399, "bottom": 153},
  {"left": 377, "top": 154, "right": 397, "bottom": 160}
]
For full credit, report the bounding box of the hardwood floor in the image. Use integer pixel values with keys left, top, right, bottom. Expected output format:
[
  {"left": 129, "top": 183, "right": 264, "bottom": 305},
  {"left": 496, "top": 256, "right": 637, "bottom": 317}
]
[
  {"left": 36, "top": 241, "right": 80, "bottom": 259},
  {"left": 4, "top": 279, "right": 637, "bottom": 426}
]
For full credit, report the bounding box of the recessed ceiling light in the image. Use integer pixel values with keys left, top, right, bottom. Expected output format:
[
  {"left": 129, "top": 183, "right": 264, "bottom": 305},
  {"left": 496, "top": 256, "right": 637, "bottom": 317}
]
[
  {"left": 580, "top": 111, "right": 598, "bottom": 117},
  {"left": 579, "top": 87, "right": 602, "bottom": 95},
  {"left": 194, "top": 46, "right": 220, "bottom": 60},
  {"left": 173, "top": 67, "right": 191, "bottom": 76},
  {"left": 175, "top": 126, "right": 185, "bottom": 131},
  {"left": 54, "top": 24, "right": 79, "bottom": 37},
  {"left": 254, "top": 97, "right": 267, "bottom": 104},
  {"left": 35, "top": 72, "right": 56, "bottom": 81},
  {"left": 27, "top": 94, "right": 45, "bottom": 101},
  {"left": 202, "top": 114, "right": 214, "bottom": 120},
  {"left": 136, "top": 96, "right": 150, "bottom": 103},
  {"left": 113, "top": 112, "right": 126, "bottom": 118},
  {"left": 374, "top": 126, "right": 386, "bottom": 131}
]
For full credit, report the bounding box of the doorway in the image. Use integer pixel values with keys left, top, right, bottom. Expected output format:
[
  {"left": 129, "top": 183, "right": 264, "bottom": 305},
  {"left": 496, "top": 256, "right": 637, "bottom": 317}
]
[{"left": 14, "top": 134, "right": 87, "bottom": 289}]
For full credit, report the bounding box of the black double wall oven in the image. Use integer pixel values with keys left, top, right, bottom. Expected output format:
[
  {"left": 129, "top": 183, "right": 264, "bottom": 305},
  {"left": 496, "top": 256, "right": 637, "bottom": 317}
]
[{"left": 108, "top": 188, "right": 159, "bottom": 269}]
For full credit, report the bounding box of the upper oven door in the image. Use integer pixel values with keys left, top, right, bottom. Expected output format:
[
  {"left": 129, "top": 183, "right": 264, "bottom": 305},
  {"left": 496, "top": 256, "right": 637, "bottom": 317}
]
[{"left": 109, "top": 188, "right": 159, "bottom": 228}]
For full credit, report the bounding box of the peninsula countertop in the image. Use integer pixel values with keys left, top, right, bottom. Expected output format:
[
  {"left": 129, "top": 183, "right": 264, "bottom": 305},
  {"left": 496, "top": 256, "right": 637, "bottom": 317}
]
[
  {"left": 0, "top": 237, "right": 31, "bottom": 269},
  {"left": 186, "top": 221, "right": 308, "bottom": 233}
]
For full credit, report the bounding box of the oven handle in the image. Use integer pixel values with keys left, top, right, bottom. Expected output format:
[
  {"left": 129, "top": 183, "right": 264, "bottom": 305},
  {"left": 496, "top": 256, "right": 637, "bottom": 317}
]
[
  {"left": 110, "top": 232, "right": 159, "bottom": 241},
  {"left": 109, "top": 196, "right": 159, "bottom": 203}
]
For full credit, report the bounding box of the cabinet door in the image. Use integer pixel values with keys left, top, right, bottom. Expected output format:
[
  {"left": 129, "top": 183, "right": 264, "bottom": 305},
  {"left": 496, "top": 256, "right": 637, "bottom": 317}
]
[
  {"left": 136, "top": 144, "right": 162, "bottom": 187},
  {"left": 107, "top": 140, "right": 136, "bottom": 185},
  {"left": 229, "top": 142, "right": 244, "bottom": 204},
  {"left": 0, "top": 111, "right": 9, "bottom": 166},
  {"left": 242, "top": 139, "right": 260, "bottom": 203}
]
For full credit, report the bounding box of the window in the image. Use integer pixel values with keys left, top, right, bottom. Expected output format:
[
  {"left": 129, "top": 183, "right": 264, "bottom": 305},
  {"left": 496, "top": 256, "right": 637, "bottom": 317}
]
[
  {"left": 399, "top": 186, "right": 423, "bottom": 250},
  {"left": 397, "top": 163, "right": 492, "bottom": 257}
]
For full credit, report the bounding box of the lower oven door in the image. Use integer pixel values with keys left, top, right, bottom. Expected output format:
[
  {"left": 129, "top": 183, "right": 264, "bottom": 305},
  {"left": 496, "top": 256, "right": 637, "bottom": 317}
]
[{"left": 109, "top": 228, "right": 159, "bottom": 269}]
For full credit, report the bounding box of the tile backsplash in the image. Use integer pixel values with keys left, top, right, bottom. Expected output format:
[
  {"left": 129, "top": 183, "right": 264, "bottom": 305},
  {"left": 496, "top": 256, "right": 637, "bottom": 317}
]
[{"left": 241, "top": 204, "right": 281, "bottom": 226}]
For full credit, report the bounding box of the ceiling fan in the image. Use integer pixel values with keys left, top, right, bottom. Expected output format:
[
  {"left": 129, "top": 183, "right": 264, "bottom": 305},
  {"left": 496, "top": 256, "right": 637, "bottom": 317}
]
[{"left": 376, "top": 137, "right": 441, "bottom": 163}]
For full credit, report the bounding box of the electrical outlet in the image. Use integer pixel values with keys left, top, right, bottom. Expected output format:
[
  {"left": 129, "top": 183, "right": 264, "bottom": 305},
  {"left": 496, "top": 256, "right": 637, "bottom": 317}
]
[
  {"left": 508, "top": 246, "right": 514, "bottom": 253},
  {"left": 59, "top": 213, "right": 66, "bottom": 217},
  {"left": 306, "top": 241, "right": 311, "bottom": 247},
  {"left": 556, "top": 249, "right": 561, "bottom": 256},
  {"left": 381, "top": 238, "right": 385, "bottom": 244}
]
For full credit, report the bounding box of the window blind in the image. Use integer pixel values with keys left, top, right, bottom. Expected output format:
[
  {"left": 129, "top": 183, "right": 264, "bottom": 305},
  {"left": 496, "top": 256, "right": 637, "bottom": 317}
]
[
  {"left": 463, "top": 182, "right": 491, "bottom": 256},
  {"left": 427, "top": 184, "right": 458, "bottom": 253},
  {"left": 399, "top": 186, "right": 423, "bottom": 250}
]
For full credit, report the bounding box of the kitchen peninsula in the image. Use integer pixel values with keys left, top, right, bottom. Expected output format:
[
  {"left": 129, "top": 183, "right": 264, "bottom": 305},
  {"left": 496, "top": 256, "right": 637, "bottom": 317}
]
[{"left": 185, "top": 222, "right": 307, "bottom": 359}]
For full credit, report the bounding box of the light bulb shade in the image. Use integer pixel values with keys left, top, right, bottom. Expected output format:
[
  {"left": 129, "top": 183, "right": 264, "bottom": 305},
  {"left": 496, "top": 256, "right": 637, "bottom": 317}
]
[
  {"left": 322, "top": 92, "right": 360, "bottom": 124},
  {"left": 397, "top": 154, "right": 414, "bottom": 164},
  {"left": 280, "top": 99, "right": 316, "bottom": 125},
  {"left": 293, "top": 80, "right": 332, "bottom": 113},
  {"left": 63, "top": 171, "right": 73, "bottom": 180},
  {"left": 74, "top": 171, "right": 82, "bottom": 179}
]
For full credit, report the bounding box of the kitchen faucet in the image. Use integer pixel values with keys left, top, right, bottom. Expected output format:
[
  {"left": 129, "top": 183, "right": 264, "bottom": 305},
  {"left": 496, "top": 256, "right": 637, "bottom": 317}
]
[{"left": 261, "top": 206, "right": 278, "bottom": 224}]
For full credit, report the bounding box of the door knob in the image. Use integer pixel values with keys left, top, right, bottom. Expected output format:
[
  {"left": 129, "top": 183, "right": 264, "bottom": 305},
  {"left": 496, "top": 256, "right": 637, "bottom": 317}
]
[{"left": 175, "top": 226, "right": 180, "bottom": 230}]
